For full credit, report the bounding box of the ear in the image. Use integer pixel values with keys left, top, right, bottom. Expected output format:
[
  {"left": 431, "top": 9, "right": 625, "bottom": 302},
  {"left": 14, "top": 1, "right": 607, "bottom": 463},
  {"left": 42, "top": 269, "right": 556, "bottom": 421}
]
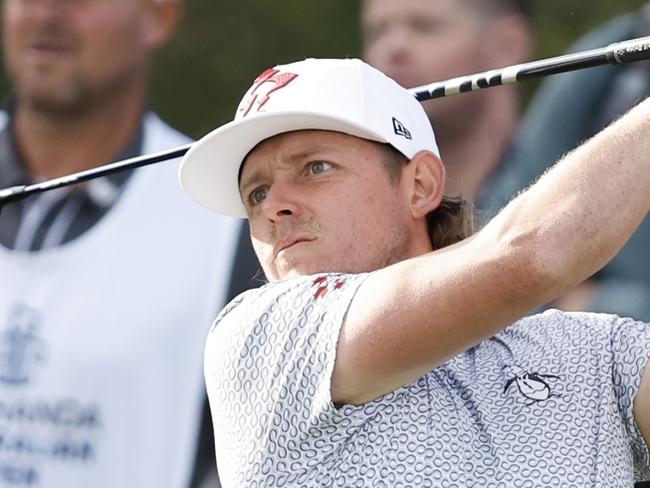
[
  {"left": 403, "top": 150, "right": 446, "bottom": 220},
  {"left": 482, "top": 14, "right": 534, "bottom": 68},
  {"left": 142, "top": 0, "right": 183, "bottom": 50}
]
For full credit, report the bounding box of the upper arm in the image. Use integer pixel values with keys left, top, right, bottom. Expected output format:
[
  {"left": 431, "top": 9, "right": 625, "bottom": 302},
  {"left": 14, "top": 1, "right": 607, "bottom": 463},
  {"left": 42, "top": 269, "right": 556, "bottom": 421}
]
[
  {"left": 332, "top": 230, "right": 558, "bottom": 405},
  {"left": 635, "top": 363, "right": 650, "bottom": 449}
]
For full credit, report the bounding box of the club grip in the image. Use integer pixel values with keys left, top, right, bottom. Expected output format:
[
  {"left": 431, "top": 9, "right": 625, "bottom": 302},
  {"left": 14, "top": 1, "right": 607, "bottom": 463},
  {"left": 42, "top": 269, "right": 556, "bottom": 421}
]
[{"left": 607, "top": 37, "right": 650, "bottom": 64}]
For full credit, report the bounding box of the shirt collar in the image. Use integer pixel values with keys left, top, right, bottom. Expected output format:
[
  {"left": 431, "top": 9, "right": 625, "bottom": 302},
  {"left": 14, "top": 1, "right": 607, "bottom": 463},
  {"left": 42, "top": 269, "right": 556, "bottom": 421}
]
[{"left": 0, "top": 114, "right": 29, "bottom": 188}]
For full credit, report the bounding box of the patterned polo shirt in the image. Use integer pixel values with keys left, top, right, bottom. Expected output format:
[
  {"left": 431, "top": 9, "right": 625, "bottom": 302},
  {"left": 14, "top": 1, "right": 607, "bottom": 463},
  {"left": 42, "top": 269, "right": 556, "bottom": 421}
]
[{"left": 205, "top": 272, "right": 650, "bottom": 487}]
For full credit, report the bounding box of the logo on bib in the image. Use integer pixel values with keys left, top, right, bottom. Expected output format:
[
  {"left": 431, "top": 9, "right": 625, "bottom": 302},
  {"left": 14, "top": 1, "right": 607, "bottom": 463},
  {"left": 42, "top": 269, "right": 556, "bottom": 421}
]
[{"left": 0, "top": 304, "right": 47, "bottom": 386}]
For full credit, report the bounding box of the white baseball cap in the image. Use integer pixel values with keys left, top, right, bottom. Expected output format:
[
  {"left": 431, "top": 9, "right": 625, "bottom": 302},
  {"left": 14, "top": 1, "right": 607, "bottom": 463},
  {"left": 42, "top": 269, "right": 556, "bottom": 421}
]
[{"left": 179, "top": 58, "right": 439, "bottom": 218}]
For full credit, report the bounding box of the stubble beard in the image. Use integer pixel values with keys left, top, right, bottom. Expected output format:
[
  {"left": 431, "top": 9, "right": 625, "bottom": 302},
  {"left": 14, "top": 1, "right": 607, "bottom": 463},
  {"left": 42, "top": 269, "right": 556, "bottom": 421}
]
[
  {"left": 268, "top": 217, "right": 326, "bottom": 280},
  {"left": 376, "top": 221, "right": 413, "bottom": 271},
  {"left": 12, "top": 55, "right": 145, "bottom": 118},
  {"left": 17, "top": 75, "right": 90, "bottom": 116},
  {"left": 6, "top": 24, "right": 91, "bottom": 116},
  {"left": 291, "top": 219, "right": 412, "bottom": 277}
]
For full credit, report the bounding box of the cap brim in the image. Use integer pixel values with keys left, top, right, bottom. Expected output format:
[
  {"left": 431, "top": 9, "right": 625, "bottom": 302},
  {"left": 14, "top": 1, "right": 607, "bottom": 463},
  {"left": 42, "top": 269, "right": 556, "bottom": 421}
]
[{"left": 179, "top": 111, "right": 389, "bottom": 218}]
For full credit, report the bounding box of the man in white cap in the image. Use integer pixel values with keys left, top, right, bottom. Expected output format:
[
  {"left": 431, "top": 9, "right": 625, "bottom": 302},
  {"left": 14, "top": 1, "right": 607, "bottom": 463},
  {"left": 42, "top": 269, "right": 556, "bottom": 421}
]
[{"left": 180, "top": 58, "right": 650, "bottom": 486}]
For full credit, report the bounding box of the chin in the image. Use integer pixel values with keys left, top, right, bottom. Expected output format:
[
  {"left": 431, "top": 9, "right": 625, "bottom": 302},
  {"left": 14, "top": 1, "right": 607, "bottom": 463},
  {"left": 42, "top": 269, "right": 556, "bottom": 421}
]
[{"left": 18, "top": 78, "right": 87, "bottom": 114}]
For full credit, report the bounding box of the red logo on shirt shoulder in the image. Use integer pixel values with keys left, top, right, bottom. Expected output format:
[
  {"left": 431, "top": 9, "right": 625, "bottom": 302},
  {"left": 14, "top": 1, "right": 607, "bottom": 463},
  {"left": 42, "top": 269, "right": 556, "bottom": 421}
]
[
  {"left": 312, "top": 276, "right": 346, "bottom": 300},
  {"left": 239, "top": 68, "right": 299, "bottom": 117}
]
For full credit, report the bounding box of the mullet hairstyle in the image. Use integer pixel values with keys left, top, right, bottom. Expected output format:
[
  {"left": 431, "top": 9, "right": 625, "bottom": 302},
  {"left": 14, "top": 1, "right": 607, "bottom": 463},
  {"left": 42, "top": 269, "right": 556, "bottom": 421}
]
[{"left": 378, "top": 143, "right": 475, "bottom": 250}]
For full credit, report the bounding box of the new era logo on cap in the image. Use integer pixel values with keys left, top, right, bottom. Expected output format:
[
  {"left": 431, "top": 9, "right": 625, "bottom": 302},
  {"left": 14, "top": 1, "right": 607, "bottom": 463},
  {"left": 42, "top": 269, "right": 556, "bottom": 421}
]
[{"left": 392, "top": 117, "right": 412, "bottom": 140}]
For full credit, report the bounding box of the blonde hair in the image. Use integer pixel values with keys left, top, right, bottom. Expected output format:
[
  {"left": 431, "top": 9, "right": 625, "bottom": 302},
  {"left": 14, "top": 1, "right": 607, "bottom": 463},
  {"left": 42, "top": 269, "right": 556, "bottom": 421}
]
[{"left": 379, "top": 143, "right": 474, "bottom": 250}]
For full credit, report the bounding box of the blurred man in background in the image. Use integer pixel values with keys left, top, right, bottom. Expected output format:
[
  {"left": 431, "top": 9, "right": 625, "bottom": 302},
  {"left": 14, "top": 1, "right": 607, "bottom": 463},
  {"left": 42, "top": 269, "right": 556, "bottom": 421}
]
[
  {"left": 494, "top": 2, "right": 650, "bottom": 322},
  {"left": 0, "top": 0, "right": 257, "bottom": 486},
  {"left": 362, "top": 0, "right": 534, "bottom": 214}
]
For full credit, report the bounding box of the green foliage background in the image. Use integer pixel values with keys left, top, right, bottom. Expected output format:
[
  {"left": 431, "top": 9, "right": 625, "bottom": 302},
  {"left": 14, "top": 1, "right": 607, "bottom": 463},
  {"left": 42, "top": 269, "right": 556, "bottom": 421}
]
[{"left": 2, "top": 1, "right": 649, "bottom": 138}]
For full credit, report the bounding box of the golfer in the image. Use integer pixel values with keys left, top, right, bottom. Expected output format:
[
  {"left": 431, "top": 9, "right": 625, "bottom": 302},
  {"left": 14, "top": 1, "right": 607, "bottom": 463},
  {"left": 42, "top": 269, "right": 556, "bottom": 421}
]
[{"left": 179, "top": 58, "right": 649, "bottom": 487}]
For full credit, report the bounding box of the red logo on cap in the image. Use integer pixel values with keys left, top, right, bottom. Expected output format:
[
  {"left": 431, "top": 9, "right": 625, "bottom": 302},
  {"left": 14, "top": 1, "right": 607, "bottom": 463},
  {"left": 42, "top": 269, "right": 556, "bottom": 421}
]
[{"left": 239, "top": 68, "right": 299, "bottom": 117}]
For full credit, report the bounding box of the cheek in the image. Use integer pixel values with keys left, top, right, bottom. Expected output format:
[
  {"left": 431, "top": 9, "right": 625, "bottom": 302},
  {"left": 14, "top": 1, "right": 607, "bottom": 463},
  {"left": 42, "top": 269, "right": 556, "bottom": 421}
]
[
  {"left": 2, "top": 8, "right": 24, "bottom": 52},
  {"left": 250, "top": 230, "right": 271, "bottom": 261},
  {"left": 364, "top": 41, "right": 383, "bottom": 65},
  {"left": 331, "top": 190, "right": 400, "bottom": 244},
  {"left": 3, "top": 30, "right": 19, "bottom": 70},
  {"left": 251, "top": 235, "right": 279, "bottom": 280}
]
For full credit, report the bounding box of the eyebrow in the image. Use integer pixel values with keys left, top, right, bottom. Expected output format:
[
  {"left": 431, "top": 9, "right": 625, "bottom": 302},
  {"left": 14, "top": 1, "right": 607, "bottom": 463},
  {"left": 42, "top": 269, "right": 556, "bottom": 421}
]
[{"left": 239, "top": 145, "right": 336, "bottom": 194}]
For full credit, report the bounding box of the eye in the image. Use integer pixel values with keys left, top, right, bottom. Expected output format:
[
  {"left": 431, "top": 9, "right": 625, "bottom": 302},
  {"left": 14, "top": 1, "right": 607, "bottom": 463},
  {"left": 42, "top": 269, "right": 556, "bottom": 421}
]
[
  {"left": 363, "top": 21, "right": 389, "bottom": 45},
  {"left": 409, "top": 16, "right": 443, "bottom": 35},
  {"left": 249, "top": 186, "right": 268, "bottom": 206},
  {"left": 308, "top": 161, "right": 333, "bottom": 175}
]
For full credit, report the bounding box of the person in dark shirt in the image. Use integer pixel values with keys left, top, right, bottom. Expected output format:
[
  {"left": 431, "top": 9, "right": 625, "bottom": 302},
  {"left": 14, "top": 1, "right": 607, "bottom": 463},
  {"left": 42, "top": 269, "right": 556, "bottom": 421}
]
[
  {"left": 496, "top": 3, "right": 650, "bottom": 322},
  {"left": 361, "top": 0, "right": 534, "bottom": 214}
]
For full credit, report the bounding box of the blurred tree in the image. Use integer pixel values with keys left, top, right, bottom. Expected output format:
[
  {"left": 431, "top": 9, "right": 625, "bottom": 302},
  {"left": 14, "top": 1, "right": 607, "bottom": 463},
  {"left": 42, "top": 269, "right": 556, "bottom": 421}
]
[
  {"left": 0, "top": 1, "right": 648, "bottom": 138},
  {"left": 151, "top": 0, "right": 361, "bottom": 136}
]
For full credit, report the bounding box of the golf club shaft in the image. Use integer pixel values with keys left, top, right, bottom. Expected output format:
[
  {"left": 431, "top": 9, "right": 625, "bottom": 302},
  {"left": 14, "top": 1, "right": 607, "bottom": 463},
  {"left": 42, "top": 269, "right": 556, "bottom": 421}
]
[
  {"left": 0, "top": 143, "right": 192, "bottom": 207},
  {"left": 409, "top": 36, "right": 650, "bottom": 101}
]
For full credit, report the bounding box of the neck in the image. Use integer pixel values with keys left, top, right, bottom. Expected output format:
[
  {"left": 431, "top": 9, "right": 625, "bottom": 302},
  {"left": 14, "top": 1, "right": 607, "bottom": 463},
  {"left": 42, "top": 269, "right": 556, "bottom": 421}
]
[
  {"left": 439, "top": 88, "right": 519, "bottom": 199},
  {"left": 13, "top": 80, "right": 147, "bottom": 181}
]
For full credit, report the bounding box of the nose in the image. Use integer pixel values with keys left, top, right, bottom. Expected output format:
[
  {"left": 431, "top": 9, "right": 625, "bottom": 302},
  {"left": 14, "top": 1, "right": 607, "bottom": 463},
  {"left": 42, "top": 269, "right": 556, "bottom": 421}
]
[
  {"left": 368, "top": 24, "right": 411, "bottom": 70},
  {"left": 260, "top": 181, "right": 302, "bottom": 222},
  {"left": 384, "top": 28, "right": 412, "bottom": 68}
]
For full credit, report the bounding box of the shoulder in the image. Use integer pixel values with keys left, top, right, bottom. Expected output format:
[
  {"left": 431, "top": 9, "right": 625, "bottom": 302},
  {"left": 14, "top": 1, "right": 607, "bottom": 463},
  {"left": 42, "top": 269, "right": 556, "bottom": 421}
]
[
  {"left": 568, "top": 11, "right": 637, "bottom": 52},
  {"left": 504, "top": 309, "right": 649, "bottom": 357},
  {"left": 510, "top": 308, "right": 629, "bottom": 335},
  {"left": 211, "top": 273, "right": 367, "bottom": 333},
  {"left": 206, "top": 273, "right": 369, "bottom": 360},
  {"left": 514, "top": 308, "right": 646, "bottom": 328},
  {"left": 204, "top": 273, "right": 369, "bottom": 410}
]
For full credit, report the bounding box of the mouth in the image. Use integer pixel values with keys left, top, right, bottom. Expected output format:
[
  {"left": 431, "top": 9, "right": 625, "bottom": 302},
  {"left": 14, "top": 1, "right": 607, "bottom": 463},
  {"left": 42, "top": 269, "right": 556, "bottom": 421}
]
[
  {"left": 274, "top": 236, "right": 316, "bottom": 257},
  {"left": 25, "top": 39, "right": 75, "bottom": 60}
]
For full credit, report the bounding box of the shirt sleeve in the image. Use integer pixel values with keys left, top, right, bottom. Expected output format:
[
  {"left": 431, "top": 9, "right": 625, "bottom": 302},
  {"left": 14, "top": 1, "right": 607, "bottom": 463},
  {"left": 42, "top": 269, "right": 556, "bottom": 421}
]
[
  {"left": 204, "top": 273, "right": 369, "bottom": 482},
  {"left": 610, "top": 316, "right": 650, "bottom": 475}
]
